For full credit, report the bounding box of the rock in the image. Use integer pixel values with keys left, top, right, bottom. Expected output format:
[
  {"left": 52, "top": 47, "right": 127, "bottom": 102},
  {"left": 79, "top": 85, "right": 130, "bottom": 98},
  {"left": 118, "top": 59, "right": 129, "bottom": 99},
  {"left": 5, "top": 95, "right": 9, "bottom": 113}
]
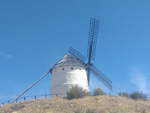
[{"left": 12, "top": 112, "right": 18, "bottom": 113}]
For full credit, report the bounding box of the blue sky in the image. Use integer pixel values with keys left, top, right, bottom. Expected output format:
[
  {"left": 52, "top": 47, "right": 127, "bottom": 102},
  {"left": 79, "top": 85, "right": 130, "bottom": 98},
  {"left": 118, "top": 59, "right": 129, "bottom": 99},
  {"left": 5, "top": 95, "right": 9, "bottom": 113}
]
[{"left": 0, "top": 0, "right": 150, "bottom": 103}]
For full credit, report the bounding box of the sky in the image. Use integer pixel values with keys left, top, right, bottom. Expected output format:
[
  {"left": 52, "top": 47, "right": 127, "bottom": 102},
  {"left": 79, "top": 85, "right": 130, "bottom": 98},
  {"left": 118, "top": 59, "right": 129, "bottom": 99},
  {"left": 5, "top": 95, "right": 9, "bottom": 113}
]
[{"left": 0, "top": 0, "right": 150, "bottom": 103}]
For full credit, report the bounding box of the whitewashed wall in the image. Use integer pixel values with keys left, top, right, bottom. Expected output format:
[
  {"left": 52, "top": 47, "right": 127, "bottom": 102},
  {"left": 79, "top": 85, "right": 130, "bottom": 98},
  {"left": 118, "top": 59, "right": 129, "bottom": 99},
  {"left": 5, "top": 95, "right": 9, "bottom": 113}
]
[{"left": 51, "top": 65, "right": 89, "bottom": 97}]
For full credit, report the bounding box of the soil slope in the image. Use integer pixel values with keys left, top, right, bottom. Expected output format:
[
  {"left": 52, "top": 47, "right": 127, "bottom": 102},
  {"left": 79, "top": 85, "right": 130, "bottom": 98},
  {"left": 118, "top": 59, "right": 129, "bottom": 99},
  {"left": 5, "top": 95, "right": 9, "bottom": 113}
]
[{"left": 0, "top": 95, "right": 150, "bottom": 113}]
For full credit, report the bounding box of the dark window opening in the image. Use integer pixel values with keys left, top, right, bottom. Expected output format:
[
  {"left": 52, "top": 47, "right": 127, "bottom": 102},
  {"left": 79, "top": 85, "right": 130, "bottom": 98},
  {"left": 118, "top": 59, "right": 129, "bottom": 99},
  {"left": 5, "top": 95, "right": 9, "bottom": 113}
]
[
  {"left": 62, "top": 68, "right": 65, "bottom": 70},
  {"left": 71, "top": 67, "right": 74, "bottom": 70}
]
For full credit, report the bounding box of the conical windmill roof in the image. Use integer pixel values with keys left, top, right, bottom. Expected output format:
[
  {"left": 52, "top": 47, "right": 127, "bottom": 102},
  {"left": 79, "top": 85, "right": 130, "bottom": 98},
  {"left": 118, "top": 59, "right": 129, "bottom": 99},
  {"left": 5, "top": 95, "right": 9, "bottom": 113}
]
[{"left": 50, "top": 53, "right": 85, "bottom": 73}]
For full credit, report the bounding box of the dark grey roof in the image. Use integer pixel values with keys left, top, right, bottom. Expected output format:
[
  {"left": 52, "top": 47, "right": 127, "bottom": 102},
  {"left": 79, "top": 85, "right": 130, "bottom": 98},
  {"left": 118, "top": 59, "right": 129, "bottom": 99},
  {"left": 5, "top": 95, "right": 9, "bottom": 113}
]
[{"left": 50, "top": 53, "right": 85, "bottom": 73}]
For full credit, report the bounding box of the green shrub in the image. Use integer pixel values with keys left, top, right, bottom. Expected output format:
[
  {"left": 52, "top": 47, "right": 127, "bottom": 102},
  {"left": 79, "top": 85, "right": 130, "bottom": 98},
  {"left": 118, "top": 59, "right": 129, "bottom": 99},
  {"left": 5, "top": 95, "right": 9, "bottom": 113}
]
[
  {"left": 92, "top": 88, "right": 106, "bottom": 96},
  {"left": 129, "top": 91, "right": 147, "bottom": 100},
  {"left": 118, "top": 92, "right": 129, "bottom": 98},
  {"left": 67, "top": 85, "right": 91, "bottom": 99}
]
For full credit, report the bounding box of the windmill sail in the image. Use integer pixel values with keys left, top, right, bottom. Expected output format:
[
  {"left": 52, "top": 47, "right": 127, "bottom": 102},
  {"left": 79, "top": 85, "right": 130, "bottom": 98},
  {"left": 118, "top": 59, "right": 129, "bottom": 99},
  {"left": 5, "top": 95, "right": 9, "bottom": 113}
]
[
  {"left": 87, "top": 64, "right": 112, "bottom": 91},
  {"left": 68, "top": 47, "right": 86, "bottom": 62},
  {"left": 87, "top": 18, "right": 100, "bottom": 85},
  {"left": 68, "top": 19, "right": 112, "bottom": 92},
  {"left": 87, "top": 18, "right": 100, "bottom": 61}
]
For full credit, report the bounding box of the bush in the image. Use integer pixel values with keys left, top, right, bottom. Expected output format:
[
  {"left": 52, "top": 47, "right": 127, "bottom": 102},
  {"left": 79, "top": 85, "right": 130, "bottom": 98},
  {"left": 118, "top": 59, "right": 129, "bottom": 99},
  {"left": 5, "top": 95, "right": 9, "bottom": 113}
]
[
  {"left": 129, "top": 91, "right": 147, "bottom": 100},
  {"left": 93, "top": 88, "right": 106, "bottom": 96},
  {"left": 67, "top": 85, "right": 91, "bottom": 99},
  {"left": 118, "top": 92, "right": 129, "bottom": 98}
]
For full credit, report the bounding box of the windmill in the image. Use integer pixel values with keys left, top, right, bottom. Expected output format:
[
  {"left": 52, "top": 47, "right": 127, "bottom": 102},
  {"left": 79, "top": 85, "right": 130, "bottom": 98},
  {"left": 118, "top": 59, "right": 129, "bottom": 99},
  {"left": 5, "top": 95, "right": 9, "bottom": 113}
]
[{"left": 11, "top": 18, "right": 112, "bottom": 103}]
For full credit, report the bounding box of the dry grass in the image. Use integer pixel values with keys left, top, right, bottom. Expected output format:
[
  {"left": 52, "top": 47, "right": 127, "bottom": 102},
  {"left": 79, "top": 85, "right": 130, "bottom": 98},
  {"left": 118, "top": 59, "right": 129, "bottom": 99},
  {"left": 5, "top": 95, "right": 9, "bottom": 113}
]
[{"left": 0, "top": 95, "right": 150, "bottom": 113}]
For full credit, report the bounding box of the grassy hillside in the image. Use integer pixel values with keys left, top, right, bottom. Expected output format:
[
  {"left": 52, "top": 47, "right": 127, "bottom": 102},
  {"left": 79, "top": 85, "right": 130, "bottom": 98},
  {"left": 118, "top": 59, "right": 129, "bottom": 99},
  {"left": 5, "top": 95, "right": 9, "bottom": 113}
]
[{"left": 0, "top": 95, "right": 150, "bottom": 113}]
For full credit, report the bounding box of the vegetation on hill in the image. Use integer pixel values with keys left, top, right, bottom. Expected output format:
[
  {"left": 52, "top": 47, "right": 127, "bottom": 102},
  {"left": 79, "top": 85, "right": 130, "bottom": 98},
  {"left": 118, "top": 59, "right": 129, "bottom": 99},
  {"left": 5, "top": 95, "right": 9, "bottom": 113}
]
[
  {"left": 118, "top": 91, "right": 147, "bottom": 100},
  {"left": 67, "top": 85, "right": 91, "bottom": 99},
  {"left": 130, "top": 91, "right": 147, "bottom": 100},
  {"left": 118, "top": 92, "right": 129, "bottom": 98},
  {"left": 92, "top": 88, "right": 106, "bottom": 96},
  {"left": 67, "top": 86, "right": 106, "bottom": 100},
  {"left": 0, "top": 95, "right": 150, "bottom": 113},
  {"left": 0, "top": 87, "right": 149, "bottom": 113}
]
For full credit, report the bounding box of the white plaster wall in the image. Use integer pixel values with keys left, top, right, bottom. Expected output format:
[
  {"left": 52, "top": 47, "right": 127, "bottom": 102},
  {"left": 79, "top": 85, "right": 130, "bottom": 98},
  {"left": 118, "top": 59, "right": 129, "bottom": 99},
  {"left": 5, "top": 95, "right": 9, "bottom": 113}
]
[{"left": 51, "top": 65, "right": 89, "bottom": 97}]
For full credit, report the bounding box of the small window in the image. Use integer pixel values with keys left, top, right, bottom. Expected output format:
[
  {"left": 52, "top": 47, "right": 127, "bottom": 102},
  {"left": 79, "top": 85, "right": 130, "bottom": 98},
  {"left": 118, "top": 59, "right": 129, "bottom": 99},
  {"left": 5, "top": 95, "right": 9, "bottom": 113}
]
[
  {"left": 71, "top": 67, "right": 74, "bottom": 70},
  {"left": 62, "top": 68, "right": 65, "bottom": 70}
]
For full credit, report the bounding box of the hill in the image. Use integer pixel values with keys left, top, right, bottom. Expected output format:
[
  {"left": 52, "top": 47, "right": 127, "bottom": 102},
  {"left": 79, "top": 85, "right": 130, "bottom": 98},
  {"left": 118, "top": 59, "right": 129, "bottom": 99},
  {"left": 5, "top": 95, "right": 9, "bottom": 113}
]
[{"left": 0, "top": 95, "right": 150, "bottom": 113}]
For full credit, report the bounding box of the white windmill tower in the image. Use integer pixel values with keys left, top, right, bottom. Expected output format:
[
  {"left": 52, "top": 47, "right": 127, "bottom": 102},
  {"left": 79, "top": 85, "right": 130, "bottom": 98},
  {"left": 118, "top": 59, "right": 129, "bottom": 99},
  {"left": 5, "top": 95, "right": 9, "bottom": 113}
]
[
  {"left": 11, "top": 18, "right": 112, "bottom": 103},
  {"left": 50, "top": 53, "right": 89, "bottom": 97}
]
